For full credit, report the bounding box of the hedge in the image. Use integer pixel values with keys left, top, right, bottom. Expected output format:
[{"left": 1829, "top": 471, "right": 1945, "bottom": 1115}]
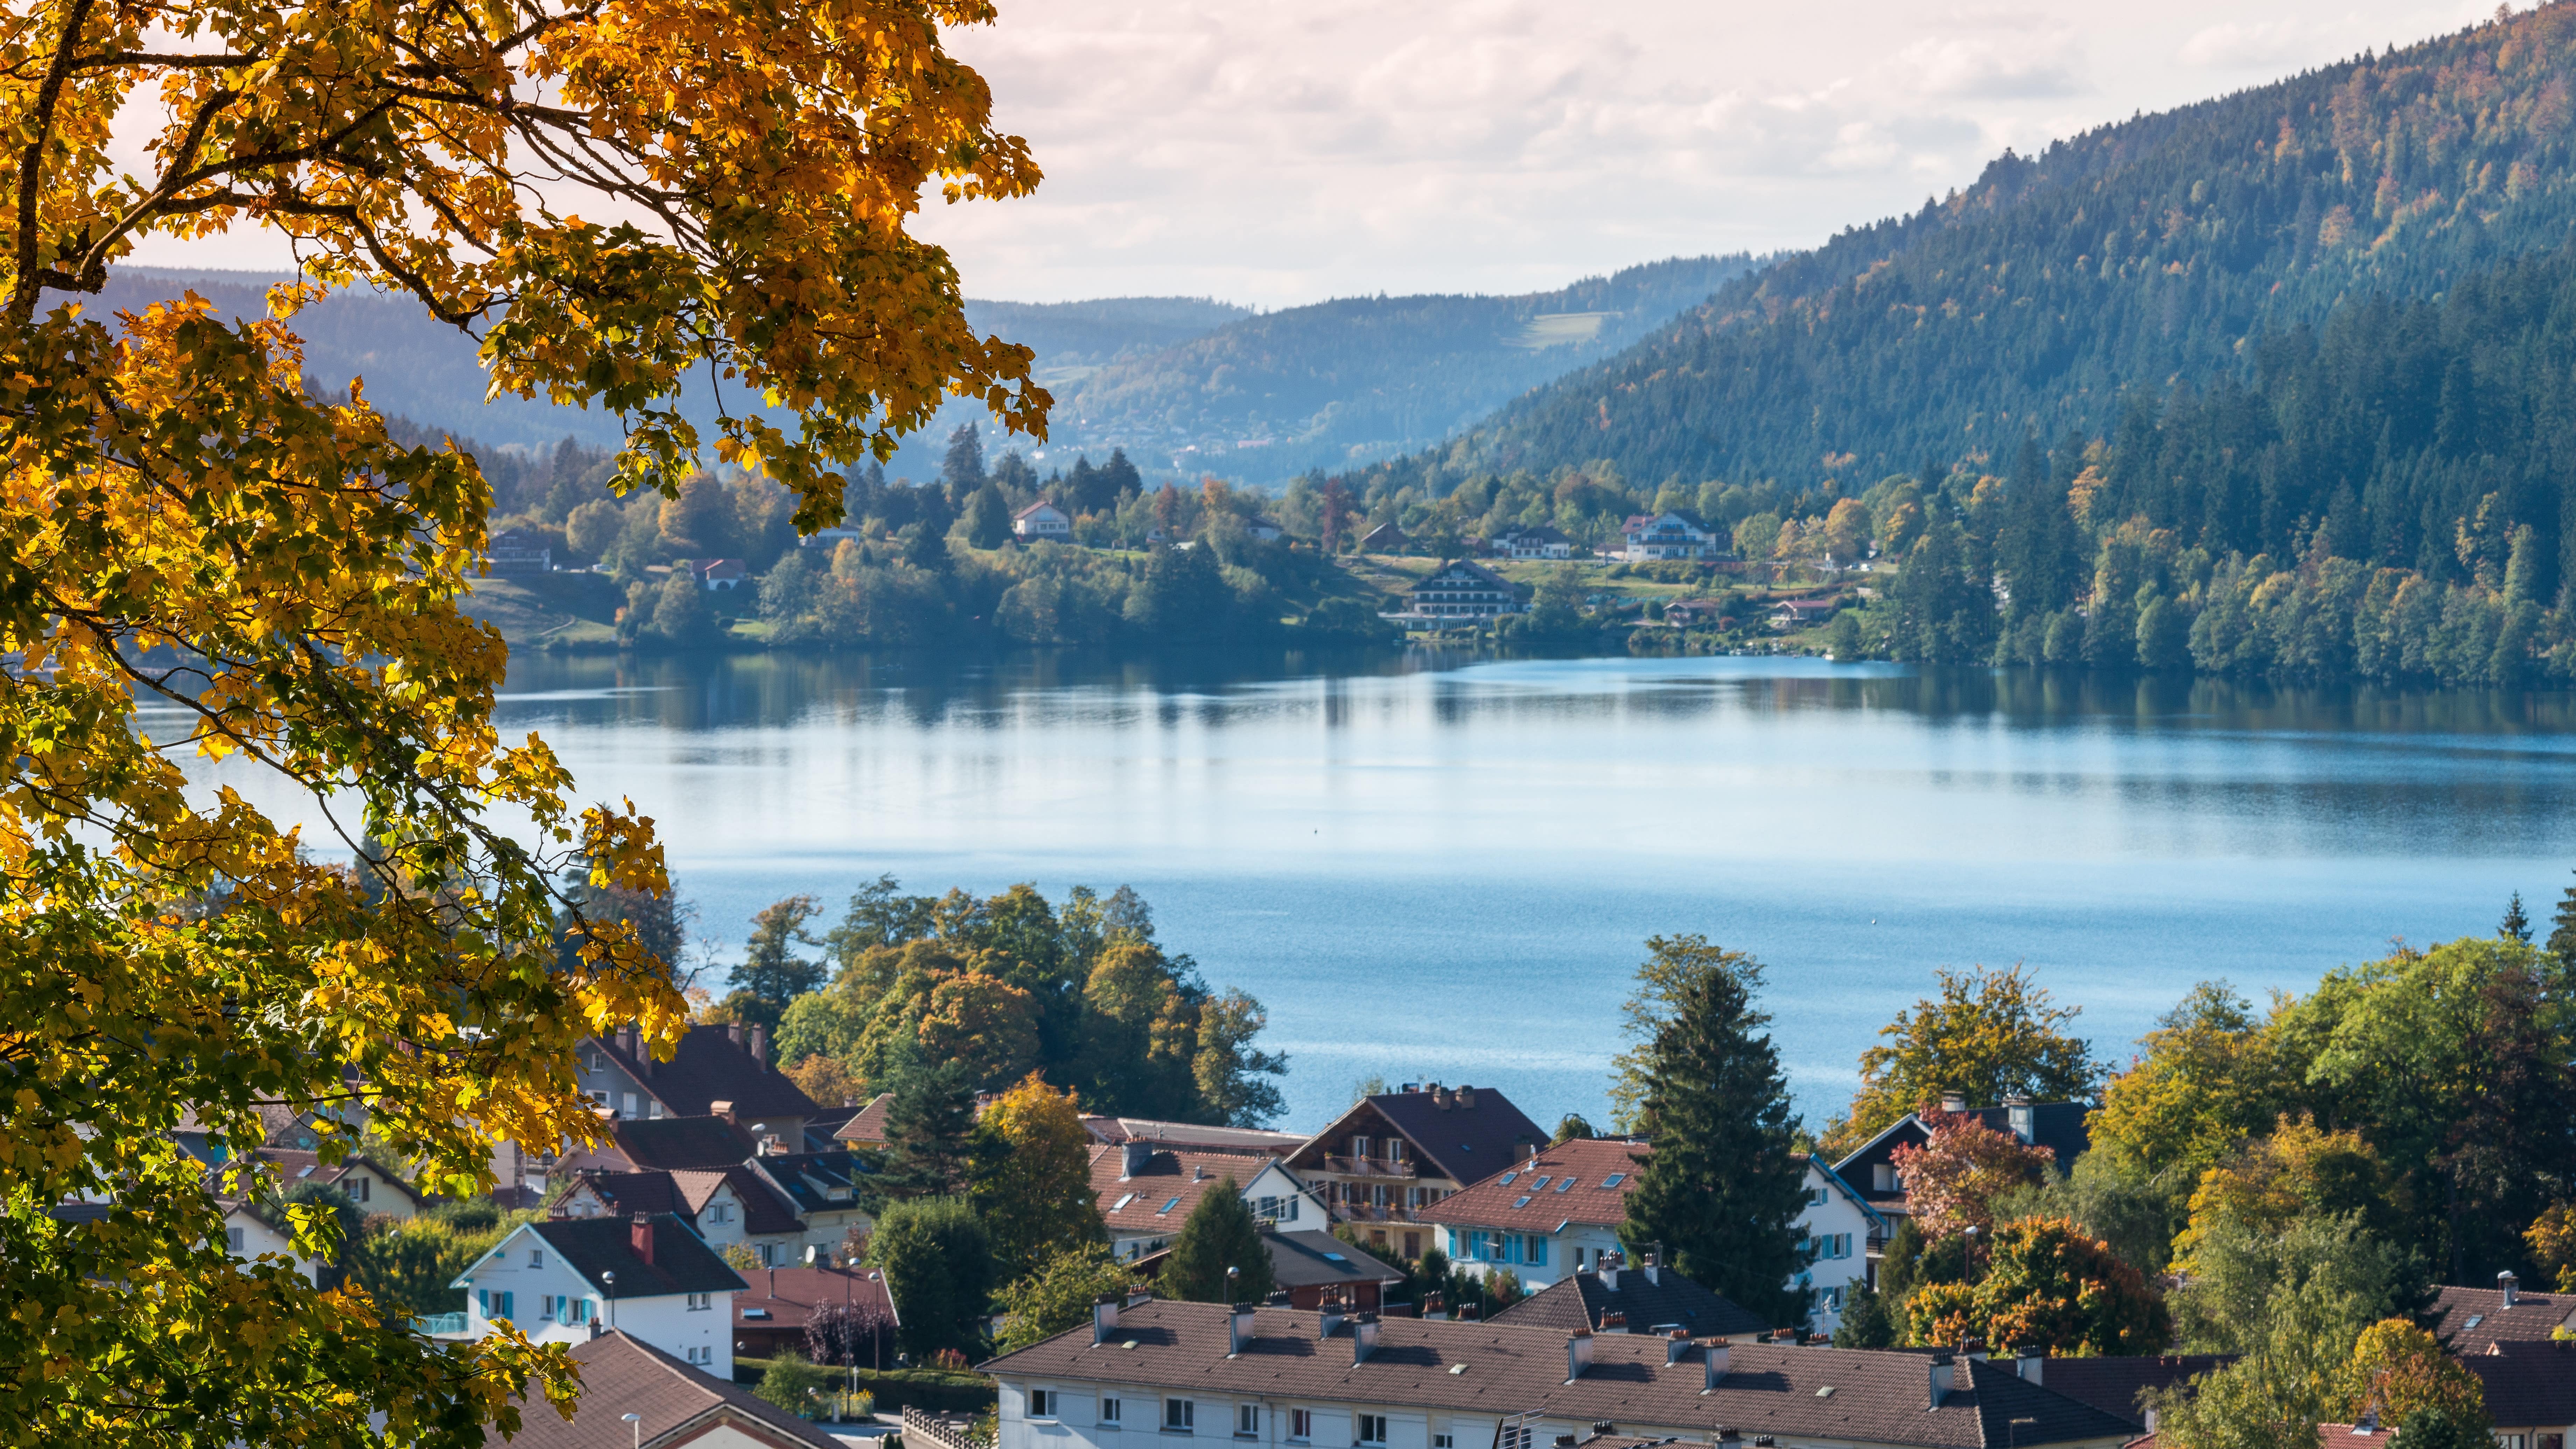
[{"left": 730, "top": 1361, "right": 995, "bottom": 1411}]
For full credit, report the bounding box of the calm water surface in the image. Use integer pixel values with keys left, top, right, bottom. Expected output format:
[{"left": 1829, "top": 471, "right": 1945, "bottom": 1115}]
[{"left": 473, "top": 651, "right": 2576, "bottom": 1128}]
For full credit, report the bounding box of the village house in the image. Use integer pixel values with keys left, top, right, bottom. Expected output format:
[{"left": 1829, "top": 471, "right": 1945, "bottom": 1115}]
[
  {"left": 1016, "top": 502, "right": 1074, "bottom": 540},
  {"left": 2462, "top": 1337, "right": 2574, "bottom": 1449},
  {"left": 747, "top": 1149, "right": 874, "bottom": 1252},
  {"left": 726, "top": 1260, "right": 902, "bottom": 1362},
  {"left": 1661, "top": 598, "right": 1727, "bottom": 628},
  {"left": 257, "top": 1147, "right": 426, "bottom": 1220},
  {"left": 576, "top": 1022, "right": 824, "bottom": 1151},
  {"left": 1491, "top": 526, "right": 1573, "bottom": 560},
  {"left": 1832, "top": 1093, "right": 2092, "bottom": 1239},
  {"left": 1622, "top": 514, "right": 1712, "bottom": 561},
  {"left": 1794, "top": 1155, "right": 1886, "bottom": 1335},
  {"left": 1091, "top": 1142, "right": 1328, "bottom": 1262},
  {"left": 981, "top": 1297, "right": 2141, "bottom": 1449},
  {"left": 800, "top": 525, "right": 870, "bottom": 551},
  {"left": 1246, "top": 516, "right": 1286, "bottom": 542},
  {"left": 482, "top": 1328, "right": 850, "bottom": 1449},
  {"left": 548, "top": 1165, "right": 807, "bottom": 1265},
  {"left": 451, "top": 1211, "right": 744, "bottom": 1374},
  {"left": 688, "top": 558, "right": 749, "bottom": 590},
  {"left": 1404, "top": 561, "right": 1520, "bottom": 621},
  {"left": 1769, "top": 598, "right": 1839, "bottom": 630},
  {"left": 1286, "top": 1082, "right": 1549, "bottom": 1260},
  {"left": 485, "top": 527, "right": 554, "bottom": 577},
  {"left": 834, "top": 1092, "right": 897, "bottom": 1150},
  {"left": 1135, "top": 1227, "right": 1407, "bottom": 1312},
  {"left": 2426, "top": 1272, "right": 2576, "bottom": 1351},
  {"left": 1488, "top": 1256, "right": 1769, "bottom": 1343},
  {"left": 1359, "top": 522, "right": 1408, "bottom": 554},
  {"left": 1419, "top": 1137, "right": 1645, "bottom": 1286}
]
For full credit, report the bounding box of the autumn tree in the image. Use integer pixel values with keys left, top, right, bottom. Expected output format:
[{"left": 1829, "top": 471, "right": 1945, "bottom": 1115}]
[
  {"left": 2528, "top": 1203, "right": 2576, "bottom": 1292},
  {"left": 724, "top": 894, "right": 826, "bottom": 1030},
  {"left": 1888, "top": 1109, "right": 2057, "bottom": 1241},
  {"left": 973, "top": 1074, "right": 1108, "bottom": 1279},
  {"left": 1822, "top": 963, "right": 2103, "bottom": 1157},
  {"left": 2090, "top": 981, "right": 2288, "bottom": 1186},
  {"left": 2337, "top": 1319, "right": 2486, "bottom": 1424},
  {"left": 995, "top": 1245, "right": 1136, "bottom": 1353},
  {"left": 1901, "top": 1218, "right": 2169, "bottom": 1356},
  {"left": 0, "top": 0, "right": 1056, "bottom": 1435}
]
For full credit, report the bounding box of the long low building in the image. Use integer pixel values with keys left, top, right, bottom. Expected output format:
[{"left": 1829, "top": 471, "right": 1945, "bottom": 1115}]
[{"left": 982, "top": 1296, "right": 2139, "bottom": 1449}]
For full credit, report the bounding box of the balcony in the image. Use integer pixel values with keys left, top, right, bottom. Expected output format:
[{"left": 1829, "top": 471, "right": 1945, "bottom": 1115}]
[
  {"left": 410, "top": 1312, "right": 469, "bottom": 1338},
  {"left": 1314, "top": 1155, "right": 1418, "bottom": 1179}
]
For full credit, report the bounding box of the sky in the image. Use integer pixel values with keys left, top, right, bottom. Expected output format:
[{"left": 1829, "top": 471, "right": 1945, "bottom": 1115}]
[{"left": 131, "top": 0, "right": 2503, "bottom": 308}]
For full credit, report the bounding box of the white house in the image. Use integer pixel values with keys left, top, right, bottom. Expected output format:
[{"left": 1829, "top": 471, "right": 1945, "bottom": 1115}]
[
  {"left": 1792, "top": 1155, "right": 1885, "bottom": 1336},
  {"left": 1621, "top": 514, "right": 1711, "bottom": 561},
  {"left": 1402, "top": 561, "right": 1518, "bottom": 620},
  {"left": 1091, "top": 1143, "right": 1328, "bottom": 1262},
  {"left": 1418, "top": 1137, "right": 1645, "bottom": 1288},
  {"left": 1015, "top": 502, "right": 1073, "bottom": 540},
  {"left": 1491, "top": 526, "right": 1573, "bottom": 560},
  {"left": 220, "top": 1200, "right": 319, "bottom": 1284},
  {"left": 257, "top": 1148, "right": 425, "bottom": 1220},
  {"left": 453, "top": 1211, "right": 745, "bottom": 1374}
]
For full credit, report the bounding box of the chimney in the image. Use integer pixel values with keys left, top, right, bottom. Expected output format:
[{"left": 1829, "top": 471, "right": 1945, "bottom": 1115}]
[
  {"left": 1121, "top": 1140, "right": 1153, "bottom": 1180},
  {"left": 712, "top": 1100, "right": 736, "bottom": 1126},
  {"left": 1600, "top": 1258, "right": 1620, "bottom": 1291},
  {"left": 1457, "top": 1302, "right": 1479, "bottom": 1322},
  {"left": 2014, "top": 1344, "right": 2043, "bottom": 1385},
  {"left": 1714, "top": 1430, "right": 1741, "bottom": 1449},
  {"left": 1928, "top": 1352, "right": 1954, "bottom": 1408},
  {"left": 1353, "top": 1312, "right": 1380, "bottom": 1363},
  {"left": 1566, "top": 1328, "right": 1594, "bottom": 1382},
  {"left": 1193, "top": 1164, "right": 1208, "bottom": 1181},
  {"left": 2499, "top": 1270, "right": 2520, "bottom": 1308},
  {"left": 1939, "top": 1091, "right": 1967, "bottom": 1114},
  {"left": 1600, "top": 1311, "right": 1627, "bottom": 1332},
  {"left": 1093, "top": 1294, "right": 1122, "bottom": 1344},
  {"left": 728, "top": 1022, "right": 744, "bottom": 1048},
  {"left": 1320, "top": 1300, "right": 1347, "bottom": 1340},
  {"left": 1961, "top": 1337, "right": 1988, "bottom": 1361},
  {"left": 1230, "top": 1301, "right": 1255, "bottom": 1356},
  {"left": 749, "top": 1024, "right": 768, "bottom": 1068},
  {"left": 1644, "top": 1245, "right": 1663, "bottom": 1286},
  {"left": 1702, "top": 1343, "right": 1731, "bottom": 1392},
  {"left": 1665, "top": 1329, "right": 1692, "bottom": 1366},
  {"left": 630, "top": 1212, "right": 654, "bottom": 1266},
  {"left": 1457, "top": 1085, "right": 1476, "bottom": 1109}
]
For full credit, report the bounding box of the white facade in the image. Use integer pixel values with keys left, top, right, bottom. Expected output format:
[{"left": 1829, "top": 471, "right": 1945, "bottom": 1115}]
[
  {"left": 1016, "top": 503, "right": 1073, "bottom": 540},
  {"left": 1439, "top": 1222, "right": 1620, "bottom": 1289},
  {"left": 1791, "top": 1160, "right": 1884, "bottom": 1337},
  {"left": 454, "top": 1223, "right": 736, "bottom": 1376},
  {"left": 1623, "top": 514, "right": 1711, "bottom": 561},
  {"left": 222, "top": 1203, "right": 319, "bottom": 1285},
  {"left": 999, "top": 1380, "right": 1496, "bottom": 1449},
  {"left": 1107, "top": 1161, "right": 1328, "bottom": 1262}
]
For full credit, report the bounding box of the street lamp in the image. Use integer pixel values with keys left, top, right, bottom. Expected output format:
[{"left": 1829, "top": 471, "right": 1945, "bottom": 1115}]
[
  {"left": 622, "top": 1410, "right": 642, "bottom": 1449},
  {"left": 602, "top": 1270, "right": 617, "bottom": 1330},
  {"left": 1226, "top": 1266, "right": 1239, "bottom": 1305}
]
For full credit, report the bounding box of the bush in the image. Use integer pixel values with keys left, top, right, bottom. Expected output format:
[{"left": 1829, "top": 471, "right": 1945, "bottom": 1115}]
[
  {"left": 731, "top": 1363, "right": 995, "bottom": 1412},
  {"left": 754, "top": 1352, "right": 838, "bottom": 1419}
]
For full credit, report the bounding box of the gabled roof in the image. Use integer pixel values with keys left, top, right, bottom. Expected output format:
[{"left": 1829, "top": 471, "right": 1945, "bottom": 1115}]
[
  {"left": 836, "top": 1092, "right": 897, "bottom": 1146},
  {"left": 611, "top": 1115, "right": 761, "bottom": 1170},
  {"left": 1488, "top": 1264, "right": 1769, "bottom": 1340},
  {"left": 1084, "top": 1116, "right": 1309, "bottom": 1154},
  {"left": 593, "top": 1024, "right": 824, "bottom": 1125},
  {"left": 748, "top": 1150, "right": 872, "bottom": 1219},
  {"left": 2037, "top": 1356, "right": 2233, "bottom": 1429},
  {"left": 254, "top": 1148, "right": 427, "bottom": 1210},
  {"left": 556, "top": 1166, "right": 804, "bottom": 1237},
  {"left": 1265, "top": 1229, "right": 1406, "bottom": 1290},
  {"left": 1413, "top": 559, "right": 1511, "bottom": 591},
  {"left": 2463, "top": 1339, "right": 2576, "bottom": 1428},
  {"left": 1830, "top": 1102, "right": 2094, "bottom": 1207},
  {"left": 501, "top": 1330, "right": 846, "bottom": 1449},
  {"left": 1419, "top": 1138, "right": 1647, "bottom": 1232},
  {"left": 1799, "top": 1154, "right": 1889, "bottom": 1233},
  {"left": 729, "top": 1263, "right": 901, "bottom": 1335},
  {"left": 519, "top": 1213, "right": 748, "bottom": 1298},
  {"left": 2426, "top": 1283, "right": 2576, "bottom": 1353},
  {"left": 979, "top": 1300, "right": 2139, "bottom": 1449},
  {"left": 1015, "top": 501, "right": 1069, "bottom": 520},
  {"left": 1294, "top": 1084, "right": 1548, "bottom": 1186},
  {"left": 1091, "top": 1146, "right": 1282, "bottom": 1235}
]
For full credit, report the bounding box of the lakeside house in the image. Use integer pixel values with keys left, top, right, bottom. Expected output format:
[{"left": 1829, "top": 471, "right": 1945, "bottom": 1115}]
[
  {"left": 686, "top": 558, "right": 748, "bottom": 590},
  {"left": 1487, "top": 1256, "right": 1769, "bottom": 1342},
  {"left": 1016, "top": 502, "right": 1074, "bottom": 540},
  {"left": 1794, "top": 1155, "right": 1886, "bottom": 1336},
  {"left": 1769, "top": 597, "right": 1839, "bottom": 629},
  {"left": 1418, "top": 1136, "right": 1645, "bottom": 1286},
  {"left": 1285, "top": 1082, "right": 1548, "bottom": 1260},
  {"left": 1832, "top": 1093, "right": 2092, "bottom": 1240},
  {"left": 1092, "top": 1141, "right": 1328, "bottom": 1262},
  {"left": 1402, "top": 561, "right": 1519, "bottom": 621},
  {"left": 1622, "top": 514, "right": 1712, "bottom": 561},
  {"left": 452, "top": 1212, "right": 744, "bottom": 1373},
  {"left": 1492, "top": 526, "right": 1574, "bottom": 560},
  {"left": 981, "top": 1297, "right": 2142, "bottom": 1449},
  {"left": 485, "top": 527, "right": 554, "bottom": 577},
  {"left": 1662, "top": 598, "right": 1727, "bottom": 628}
]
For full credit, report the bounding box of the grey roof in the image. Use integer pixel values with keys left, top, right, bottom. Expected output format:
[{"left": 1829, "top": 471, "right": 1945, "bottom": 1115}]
[
  {"left": 750, "top": 1150, "right": 872, "bottom": 1219},
  {"left": 499, "top": 1329, "right": 845, "bottom": 1449},
  {"left": 1489, "top": 1266, "right": 1770, "bottom": 1340},
  {"left": 2427, "top": 1284, "right": 2576, "bottom": 1353},
  {"left": 526, "top": 1212, "right": 749, "bottom": 1298},
  {"left": 612, "top": 1115, "right": 761, "bottom": 1170},
  {"left": 980, "top": 1299, "right": 2139, "bottom": 1449},
  {"left": 593, "top": 1024, "right": 824, "bottom": 1124},
  {"left": 1266, "top": 1230, "right": 1407, "bottom": 1289},
  {"left": 2463, "top": 1340, "right": 2576, "bottom": 1429},
  {"left": 1296, "top": 1086, "right": 1549, "bottom": 1186},
  {"left": 2035, "top": 1356, "right": 2233, "bottom": 1429}
]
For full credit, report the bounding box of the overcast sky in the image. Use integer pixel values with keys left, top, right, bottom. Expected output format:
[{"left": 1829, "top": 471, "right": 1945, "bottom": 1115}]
[{"left": 133, "top": 0, "right": 2501, "bottom": 307}]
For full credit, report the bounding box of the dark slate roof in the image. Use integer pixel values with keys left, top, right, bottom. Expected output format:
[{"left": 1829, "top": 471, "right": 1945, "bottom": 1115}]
[
  {"left": 980, "top": 1300, "right": 2139, "bottom": 1449},
  {"left": 1489, "top": 1266, "right": 1771, "bottom": 1340},
  {"left": 2463, "top": 1340, "right": 2576, "bottom": 1429},
  {"left": 593, "top": 1024, "right": 824, "bottom": 1124},
  {"left": 2036, "top": 1356, "right": 2233, "bottom": 1428},
  {"left": 500, "top": 1329, "right": 845, "bottom": 1449},
  {"left": 1420, "top": 1139, "right": 1647, "bottom": 1232},
  {"left": 1297, "top": 1086, "right": 1549, "bottom": 1186},
  {"left": 731, "top": 1264, "right": 902, "bottom": 1334},
  {"left": 2426, "top": 1284, "right": 2576, "bottom": 1353},
  {"left": 612, "top": 1115, "right": 761, "bottom": 1170},
  {"left": 528, "top": 1213, "right": 749, "bottom": 1298},
  {"left": 555, "top": 1166, "right": 803, "bottom": 1237},
  {"left": 720, "top": 1163, "right": 813, "bottom": 1237},
  {"left": 752, "top": 1150, "right": 872, "bottom": 1219},
  {"left": 1830, "top": 1102, "right": 2093, "bottom": 1209},
  {"left": 1266, "top": 1230, "right": 1406, "bottom": 1290}
]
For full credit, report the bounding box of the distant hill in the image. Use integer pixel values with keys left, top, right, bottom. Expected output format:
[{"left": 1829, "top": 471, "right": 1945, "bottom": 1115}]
[
  {"left": 1343, "top": 8, "right": 2576, "bottom": 495},
  {"left": 965, "top": 296, "right": 1251, "bottom": 380}
]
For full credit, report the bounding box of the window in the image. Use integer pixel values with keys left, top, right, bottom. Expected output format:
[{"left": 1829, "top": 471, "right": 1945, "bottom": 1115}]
[
  {"left": 1350, "top": 1136, "right": 1370, "bottom": 1159},
  {"left": 570, "top": 1299, "right": 592, "bottom": 1324},
  {"left": 1436, "top": 1436, "right": 1456, "bottom": 1448},
  {"left": 686, "top": 1345, "right": 712, "bottom": 1365},
  {"left": 1553, "top": 1177, "right": 1573, "bottom": 1194},
  {"left": 226, "top": 1227, "right": 245, "bottom": 1253},
  {"left": 1512, "top": 1195, "right": 1532, "bottom": 1209},
  {"left": 1159, "top": 1197, "right": 1183, "bottom": 1216},
  {"left": 758, "top": 1243, "right": 777, "bottom": 1267},
  {"left": 1291, "top": 1411, "right": 1314, "bottom": 1442},
  {"left": 1357, "top": 1416, "right": 1387, "bottom": 1445},
  {"left": 480, "top": 1290, "right": 514, "bottom": 1323},
  {"left": 1601, "top": 1173, "right": 1625, "bottom": 1188},
  {"left": 1524, "top": 1235, "right": 1548, "bottom": 1266},
  {"left": 1031, "top": 1390, "right": 1056, "bottom": 1419},
  {"left": 1112, "top": 1193, "right": 1138, "bottom": 1213},
  {"left": 711, "top": 1203, "right": 732, "bottom": 1224},
  {"left": 529, "top": 1249, "right": 545, "bottom": 1268},
  {"left": 1808, "top": 1186, "right": 1827, "bottom": 1205},
  {"left": 1102, "top": 1398, "right": 1123, "bottom": 1426},
  {"left": 1238, "top": 1405, "right": 1260, "bottom": 1438},
  {"left": 1282, "top": 1196, "right": 1300, "bottom": 1222},
  {"left": 352, "top": 1176, "right": 370, "bottom": 1203},
  {"left": 1499, "top": 1170, "right": 1519, "bottom": 1188},
  {"left": 1164, "top": 1399, "right": 1195, "bottom": 1433},
  {"left": 622, "top": 1092, "right": 638, "bottom": 1118},
  {"left": 686, "top": 1292, "right": 712, "bottom": 1311},
  {"left": 1529, "top": 1176, "right": 1550, "bottom": 1191}
]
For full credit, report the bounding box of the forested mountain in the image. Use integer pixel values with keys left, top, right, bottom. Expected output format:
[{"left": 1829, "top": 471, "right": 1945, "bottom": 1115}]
[
  {"left": 964, "top": 296, "right": 1251, "bottom": 380},
  {"left": 1350, "top": 6, "right": 2576, "bottom": 498}
]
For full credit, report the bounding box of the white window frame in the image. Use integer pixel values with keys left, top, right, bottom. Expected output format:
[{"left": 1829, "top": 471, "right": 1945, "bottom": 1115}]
[
  {"left": 1030, "top": 1389, "right": 1056, "bottom": 1419},
  {"left": 1101, "top": 1397, "right": 1123, "bottom": 1426},
  {"left": 1290, "top": 1410, "right": 1314, "bottom": 1442},
  {"left": 1165, "top": 1399, "right": 1195, "bottom": 1433},
  {"left": 685, "top": 1292, "right": 711, "bottom": 1311},
  {"left": 1237, "top": 1405, "right": 1260, "bottom": 1438},
  {"left": 1357, "top": 1415, "right": 1388, "bottom": 1446}
]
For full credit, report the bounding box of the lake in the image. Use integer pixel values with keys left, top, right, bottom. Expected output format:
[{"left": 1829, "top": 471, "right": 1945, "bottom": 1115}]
[{"left": 481, "top": 650, "right": 2576, "bottom": 1131}]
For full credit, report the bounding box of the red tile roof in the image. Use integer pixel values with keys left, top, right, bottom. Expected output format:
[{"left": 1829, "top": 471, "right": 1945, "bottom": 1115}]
[
  {"left": 729, "top": 1263, "right": 901, "bottom": 1335},
  {"left": 1419, "top": 1138, "right": 1647, "bottom": 1232},
  {"left": 503, "top": 1329, "right": 844, "bottom": 1449},
  {"left": 836, "top": 1092, "right": 896, "bottom": 1146},
  {"left": 1092, "top": 1147, "right": 1279, "bottom": 1235}
]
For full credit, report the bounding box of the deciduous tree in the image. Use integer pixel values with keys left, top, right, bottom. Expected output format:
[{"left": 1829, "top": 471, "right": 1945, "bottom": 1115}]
[
  {"left": 1823, "top": 963, "right": 2103, "bottom": 1157},
  {"left": 1161, "top": 1178, "right": 1276, "bottom": 1304},
  {"left": 869, "top": 1196, "right": 996, "bottom": 1361},
  {"left": 973, "top": 1074, "right": 1107, "bottom": 1278},
  {"left": 1902, "top": 1217, "right": 2168, "bottom": 1355},
  {"left": 1889, "top": 1110, "right": 2057, "bottom": 1241},
  {"left": 994, "top": 1245, "right": 1136, "bottom": 1353},
  {"left": 2337, "top": 1319, "right": 2485, "bottom": 1424}
]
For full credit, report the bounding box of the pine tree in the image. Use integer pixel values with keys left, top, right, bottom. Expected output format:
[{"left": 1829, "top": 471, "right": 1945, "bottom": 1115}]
[
  {"left": 1621, "top": 952, "right": 1811, "bottom": 1325},
  {"left": 2501, "top": 892, "right": 2533, "bottom": 943},
  {"left": 2548, "top": 872, "right": 2576, "bottom": 965},
  {"left": 940, "top": 423, "right": 987, "bottom": 492},
  {"left": 1159, "top": 1176, "right": 1275, "bottom": 1304},
  {"left": 1830, "top": 1280, "right": 1897, "bottom": 1348},
  {"left": 882, "top": 1051, "right": 980, "bottom": 1199}
]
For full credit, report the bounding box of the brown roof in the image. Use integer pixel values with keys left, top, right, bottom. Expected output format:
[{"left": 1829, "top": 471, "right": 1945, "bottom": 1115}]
[
  {"left": 611, "top": 1115, "right": 762, "bottom": 1170},
  {"left": 2463, "top": 1340, "right": 2576, "bottom": 1429},
  {"left": 836, "top": 1092, "right": 896, "bottom": 1146},
  {"left": 1093, "top": 1147, "right": 1279, "bottom": 1234},
  {"left": 980, "top": 1298, "right": 2138, "bottom": 1449},
  {"left": 2426, "top": 1284, "right": 2576, "bottom": 1353},
  {"left": 502, "top": 1329, "right": 844, "bottom": 1449},
  {"left": 730, "top": 1263, "right": 902, "bottom": 1335},
  {"left": 1488, "top": 1266, "right": 1768, "bottom": 1341},
  {"left": 1419, "top": 1139, "right": 1647, "bottom": 1232},
  {"left": 594, "top": 1024, "right": 824, "bottom": 1125},
  {"left": 1291, "top": 1085, "right": 1550, "bottom": 1187},
  {"left": 2037, "top": 1357, "right": 2232, "bottom": 1429},
  {"left": 2316, "top": 1426, "right": 2395, "bottom": 1449}
]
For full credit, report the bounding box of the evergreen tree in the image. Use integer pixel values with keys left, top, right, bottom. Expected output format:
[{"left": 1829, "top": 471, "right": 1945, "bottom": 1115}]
[
  {"left": 2501, "top": 892, "right": 2534, "bottom": 944},
  {"left": 1099, "top": 449, "right": 1142, "bottom": 502},
  {"left": 1830, "top": 1280, "right": 1897, "bottom": 1348},
  {"left": 1159, "top": 1176, "right": 1275, "bottom": 1304},
  {"left": 881, "top": 1050, "right": 981, "bottom": 1199},
  {"left": 2396, "top": 1409, "right": 2497, "bottom": 1449},
  {"left": 940, "top": 423, "right": 987, "bottom": 493},
  {"left": 2547, "top": 871, "right": 2576, "bottom": 966},
  {"left": 963, "top": 481, "right": 1012, "bottom": 548},
  {"left": 1622, "top": 951, "right": 1810, "bottom": 1324},
  {"left": 867, "top": 1195, "right": 994, "bottom": 1360}
]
